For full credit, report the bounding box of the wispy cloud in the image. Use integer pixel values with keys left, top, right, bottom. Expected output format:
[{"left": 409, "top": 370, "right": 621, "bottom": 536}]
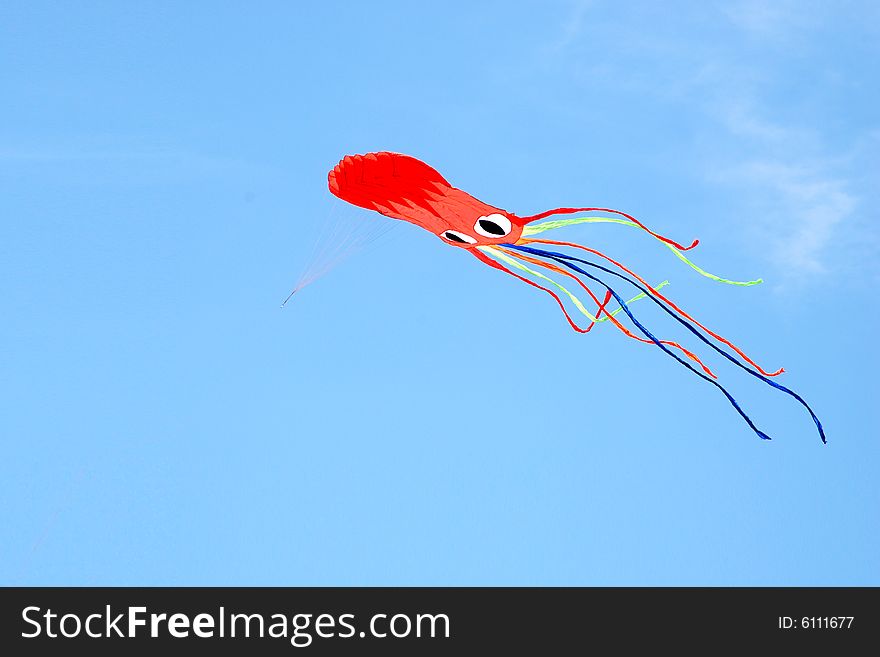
[
  {"left": 701, "top": 4, "right": 869, "bottom": 282},
  {"left": 534, "top": 1, "right": 875, "bottom": 283},
  {"left": 551, "top": 0, "right": 593, "bottom": 53},
  {"left": 706, "top": 95, "right": 860, "bottom": 278},
  {"left": 716, "top": 159, "right": 856, "bottom": 275},
  {"left": 721, "top": 0, "right": 813, "bottom": 40}
]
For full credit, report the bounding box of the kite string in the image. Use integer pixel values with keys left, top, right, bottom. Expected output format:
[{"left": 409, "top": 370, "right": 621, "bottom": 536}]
[{"left": 285, "top": 200, "right": 395, "bottom": 304}]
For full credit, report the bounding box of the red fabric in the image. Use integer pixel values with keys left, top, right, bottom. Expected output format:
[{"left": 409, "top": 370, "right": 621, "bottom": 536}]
[
  {"left": 328, "top": 152, "right": 526, "bottom": 247},
  {"left": 329, "top": 152, "right": 698, "bottom": 253}
]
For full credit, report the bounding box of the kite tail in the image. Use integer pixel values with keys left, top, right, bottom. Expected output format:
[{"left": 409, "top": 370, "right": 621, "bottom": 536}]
[
  {"left": 518, "top": 206, "right": 699, "bottom": 252},
  {"left": 471, "top": 247, "right": 604, "bottom": 333},
  {"left": 485, "top": 244, "right": 769, "bottom": 439},
  {"left": 488, "top": 245, "right": 718, "bottom": 379},
  {"left": 520, "top": 237, "right": 783, "bottom": 377},
  {"left": 519, "top": 215, "right": 763, "bottom": 287},
  {"left": 505, "top": 243, "right": 826, "bottom": 444}
]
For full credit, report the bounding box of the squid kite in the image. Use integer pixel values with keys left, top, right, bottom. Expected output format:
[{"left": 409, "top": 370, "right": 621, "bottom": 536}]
[{"left": 328, "top": 151, "right": 825, "bottom": 443}]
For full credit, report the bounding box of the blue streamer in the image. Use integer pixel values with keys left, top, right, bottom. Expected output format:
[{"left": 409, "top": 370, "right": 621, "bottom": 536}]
[{"left": 505, "top": 243, "right": 826, "bottom": 443}]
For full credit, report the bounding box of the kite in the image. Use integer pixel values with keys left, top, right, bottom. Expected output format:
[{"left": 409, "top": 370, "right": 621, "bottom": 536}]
[{"left": 327, "top": 151, "right": 825, "bottom": 443}]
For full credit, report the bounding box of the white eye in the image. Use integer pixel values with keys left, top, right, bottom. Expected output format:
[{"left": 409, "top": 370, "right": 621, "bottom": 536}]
[
  {"left": 474, "top": 213, "right": 512, "bottom": 238},
  {"left": 441, "top": 230, "right": 477, "bottom": 245}
]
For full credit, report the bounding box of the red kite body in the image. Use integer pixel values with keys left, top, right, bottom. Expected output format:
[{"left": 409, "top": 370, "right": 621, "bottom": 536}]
[{"left": 325, "top": 151, "right": 825, "bottom": 443}]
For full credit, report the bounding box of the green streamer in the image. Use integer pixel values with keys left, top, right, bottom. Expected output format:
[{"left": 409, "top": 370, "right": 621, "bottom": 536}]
[
  {"left": 480, "top": 247, "right": 667, "bottom": 323},
  {"left": 522, "top": 216, "right": 635, "bottom": 235},
  {"left": 521, "top": 216, "right": 763, "bottom": 287}
]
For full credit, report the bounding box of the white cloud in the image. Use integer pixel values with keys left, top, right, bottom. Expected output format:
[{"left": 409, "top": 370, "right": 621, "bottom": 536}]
[
  {"left": 718, "top": 159, "right": 856, "bottom": 275},
  {"left": 555, "top": 0, "right": 592, "bottom": 51},
  {"left": 539, "top": 1, "right": 874, "bottom": 282},
  {"left": 722, "top": 0, "right": 813, "bottom": 40},
  {"left": 705, "top": 97, "right": 859, "bottom": 276},
  {"left": 694, "top": 6, "right": 870, "bottom": 282}
]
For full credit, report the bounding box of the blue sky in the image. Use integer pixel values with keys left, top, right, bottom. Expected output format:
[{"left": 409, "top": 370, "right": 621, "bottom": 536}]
[{"left": 1, "top": 1, "right": 877, "bottom": 585}]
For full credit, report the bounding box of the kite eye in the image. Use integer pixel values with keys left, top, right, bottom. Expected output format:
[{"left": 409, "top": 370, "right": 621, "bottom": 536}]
[
  {"left": 474, "top": 213, "right": 512, "bottom": 238},
  {"left": 442, "top": 230, "right": 477, "bottom": 245}
]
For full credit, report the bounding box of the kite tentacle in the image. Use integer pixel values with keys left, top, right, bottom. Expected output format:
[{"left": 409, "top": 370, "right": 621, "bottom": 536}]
[
  {"left": 518, "top": 206, "right": 699, "bottom": 252},
  {"left": 491, "top": 246, "right": 718, "bottom": 379},
  {"left": 471, "top": 248, "right": 596, "bottom": 333},
  {"left": 480, "top": 246, "right": 672, "bottom": 330},
  {"left": 519, "top": 216, "right": 763, "bottom": 287},
  {"left": 507, "top": 243, "right": 826, "bottom": 444},
  {"left": 475, "top": 247, "right": 626, "bottom": 331},
  {"left": 521, "top": 237, "right": 784, "bottom": 378},
  {"left": 481, "top": 245, "right": 670, "bottom": 324},
  {"left": 493, "top": 246, "right": 770, "bottom": 439}
]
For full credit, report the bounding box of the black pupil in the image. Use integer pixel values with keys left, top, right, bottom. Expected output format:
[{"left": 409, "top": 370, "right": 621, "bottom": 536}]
[
  {"left": 445, "top": 231, "right": 468, "bottom": 243},
  {"left": 478, "top": 219, "right": 505, "bottom": 236}
]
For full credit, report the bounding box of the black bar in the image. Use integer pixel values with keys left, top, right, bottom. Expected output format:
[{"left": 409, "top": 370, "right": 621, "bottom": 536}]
[{"left": 2, "top": 587, "right": 876, "bottom": 654}]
